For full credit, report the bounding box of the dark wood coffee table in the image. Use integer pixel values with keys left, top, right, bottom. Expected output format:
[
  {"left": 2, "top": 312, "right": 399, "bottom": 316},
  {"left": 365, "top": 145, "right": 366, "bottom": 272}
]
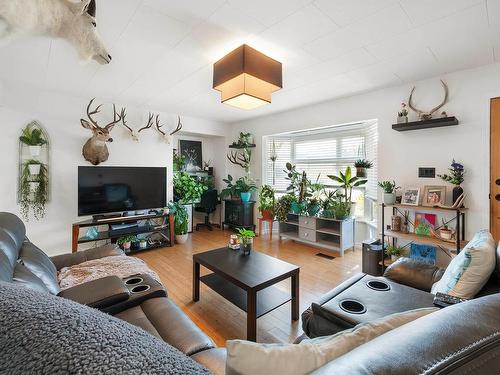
[{"left": 193, "top": 247, "right": 300, "bottom": 341}]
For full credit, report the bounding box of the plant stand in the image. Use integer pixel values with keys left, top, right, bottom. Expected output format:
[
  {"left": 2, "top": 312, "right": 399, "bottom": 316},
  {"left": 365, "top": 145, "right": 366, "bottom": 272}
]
[
  {"left": 380, "top": 203, "right": 468, "bottom": 271},
  {"left": 257, "top": 217, "right": 276, "bottom": 239}
]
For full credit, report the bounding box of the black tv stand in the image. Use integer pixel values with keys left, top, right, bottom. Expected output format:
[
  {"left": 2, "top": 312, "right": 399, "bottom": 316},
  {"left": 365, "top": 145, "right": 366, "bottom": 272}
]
[
  {"left": 72, "top": 213, "right": 175, "bottom": 253},
  {"left": 92, "top": 213, "right": 123, "bottom": 221}
]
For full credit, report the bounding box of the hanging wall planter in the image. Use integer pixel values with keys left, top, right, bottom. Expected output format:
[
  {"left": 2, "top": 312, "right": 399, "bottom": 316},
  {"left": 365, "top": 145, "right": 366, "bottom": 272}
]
[{"left": 18, "top": 122, "right": 50, "bottom": 221}]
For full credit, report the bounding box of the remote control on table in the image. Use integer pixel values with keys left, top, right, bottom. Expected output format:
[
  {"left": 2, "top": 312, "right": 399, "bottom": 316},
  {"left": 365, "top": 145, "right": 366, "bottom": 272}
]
[{"left": 433, "top": 292, "right": 467, "bottom": 308}]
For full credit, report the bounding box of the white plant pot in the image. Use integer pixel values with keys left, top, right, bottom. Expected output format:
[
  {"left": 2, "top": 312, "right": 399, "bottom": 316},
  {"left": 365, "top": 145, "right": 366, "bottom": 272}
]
[
  {"left": 29, "top": 145, "right": 42, "bottom": 157},
  {"left": 391, "top": 255, "right": 400, "bottom": 262},
  {"left": 28, "top": 182, "right": 40, "bottom": 192},
  {"left": 440, "top": 229, "right": 453, "bottom": 240},
  {"left": 122, "top": 242, "right": 131, "bottom": 250},
  {"left": 139, "top": 240, "right": 148, "bottom": 249},
  {"left": 383, "top": 193, "right": 396, "bottom": 205},
  {"left": 175, "top": 234, "right": 189, "bottom": 244},
  {"left": 28, "top": 164, "right": 41, "bottom": 176}
]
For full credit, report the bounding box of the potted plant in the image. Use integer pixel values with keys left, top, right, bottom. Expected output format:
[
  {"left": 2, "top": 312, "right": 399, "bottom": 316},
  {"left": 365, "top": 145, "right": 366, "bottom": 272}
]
[
  {"left": 328, "top": 167, "right": 366, "bottom": 216},
  {"left": 236, "top": 228, "right": 255, "bottom": 256},
  {"left": 173, "top": 172, "right": 207, "bottom": 203},
  {"left": 19, "top": 126, "right": 47, "bottom": 157},
  {"left": 378, "top": 180, "right": 401, "bottom": 205},
  {"left": 354, "top": 159, "right": 373, "bottom": 178},
  {"left": 275, "top": 194, "right": 297, "bottom": 222},
  {"left": 258, "top": 185, "right": 275, "bottom": 220},
  {"left": 235, "top": 176, "right": 257, "bottom": 203},
  {"left": 19, "top": 161, "right": 48, "bottom": 221},
  {"left": 117, "top": 235, "right": 137, "bottom": 251},
  {"left": 439, "top": 219, "right": 453, "bottom": 240},
  {"left": 139, "top": 238, "right": 148, "bottom": 249},
  {"left": 438, "top": 160, "right": 465, "bottom": 205},
  {"left": 220, "top": 175, "right": 239, "bottom": 200},
  {"left": 386, "top": 244, "right": 405, "bottom": 262},
  {"left": 306, "top": 175, "right": 323, "bottom": 216},
  {"left": 173, "top": 150, "right": 186, "bottom": 172},
  {"left": 170, "top": 202, "right": 189, "bottom": 244},
  {"left": 26, "top": 160, "right": 42, "bottom": 176}
]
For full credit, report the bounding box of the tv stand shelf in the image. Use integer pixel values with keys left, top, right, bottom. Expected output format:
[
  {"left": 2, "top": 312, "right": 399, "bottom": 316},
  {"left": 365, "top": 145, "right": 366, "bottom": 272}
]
[{"left": 72, "top": 213, "right": 174, "bottom": 253}]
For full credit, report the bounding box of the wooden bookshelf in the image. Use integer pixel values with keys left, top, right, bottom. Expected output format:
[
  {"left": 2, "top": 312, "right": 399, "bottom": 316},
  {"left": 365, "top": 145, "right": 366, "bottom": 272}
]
[
  {"left": 382, "top": 229, "right": 465, "bottom": 252},
  {"left": 384, "top": 203, "right": 468, "bottom": 213}
]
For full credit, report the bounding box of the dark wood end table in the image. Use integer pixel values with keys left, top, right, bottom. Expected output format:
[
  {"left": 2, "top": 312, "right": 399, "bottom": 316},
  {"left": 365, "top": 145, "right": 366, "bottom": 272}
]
[{"left": 193, "top": 247, "right": 300, "bottom": 342}]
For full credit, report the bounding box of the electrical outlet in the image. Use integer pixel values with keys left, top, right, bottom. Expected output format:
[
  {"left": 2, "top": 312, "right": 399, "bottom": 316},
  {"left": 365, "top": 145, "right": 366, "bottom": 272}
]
[{"left": 418, "top": 167, "right": 435, "bottom": 178}]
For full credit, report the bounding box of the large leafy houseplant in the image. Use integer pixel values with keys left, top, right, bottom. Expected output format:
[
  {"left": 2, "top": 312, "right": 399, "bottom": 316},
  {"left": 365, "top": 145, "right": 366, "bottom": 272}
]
[
  {"left": 220, "top": 175, "right": 257, "bottom": 202},
  {"left": 258, "top": 185, "right": 275, "bottom": 219},
  {"left": 169, "top": 201, "right": 189, "bottom": 244},
  {"left": 275, "top": 194, "right": 297, "bottom": 222},
  {"left": 173, "top": 172, "right": 207, "bottom": 203},
  {"left": 173, "top": 150, "right": 186, "bottom": 172},
  {"left": 327, "top": 167, "right": 366, "bottom": 217},
  {"left": 19, "top": 161, "right": 48, "bottom": 221}
]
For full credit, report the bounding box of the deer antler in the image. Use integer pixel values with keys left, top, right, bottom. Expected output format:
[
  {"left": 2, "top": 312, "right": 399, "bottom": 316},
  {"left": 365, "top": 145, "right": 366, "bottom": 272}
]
[
  {"left": 169, "top": 116, "right": 183, "bottom": 136},
  {"left": 103, "top": 104, "right": 123, "bottom": 129},
  {"left": 155, "top": 114, "right": 166, "bottom": 136},
  {"left": 119, "top": 108, "right": 139, "bottom": 141},
  {"left": 86, "top": 98, "right": 102, "bottom": 128},
  {"left": 227, "top": 151, "right": 250, "bottom": 169},
  {"left": 138, "top": 112, "right": 154, "bottom": 133},
  {"left": 408, "top": 80, "right": 448, "bottom": 120}
]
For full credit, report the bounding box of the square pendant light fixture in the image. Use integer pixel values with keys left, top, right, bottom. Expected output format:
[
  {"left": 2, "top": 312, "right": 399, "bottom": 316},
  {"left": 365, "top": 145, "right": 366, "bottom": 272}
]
[{"left": 213, "top": 45, "right": 282, "bottom": 110}]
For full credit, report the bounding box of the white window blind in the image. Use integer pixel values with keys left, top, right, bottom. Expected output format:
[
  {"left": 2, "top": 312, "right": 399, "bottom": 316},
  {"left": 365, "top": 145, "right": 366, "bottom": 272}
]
[{"left": 264, "top": 122, "right": 378, "bottom": 196}]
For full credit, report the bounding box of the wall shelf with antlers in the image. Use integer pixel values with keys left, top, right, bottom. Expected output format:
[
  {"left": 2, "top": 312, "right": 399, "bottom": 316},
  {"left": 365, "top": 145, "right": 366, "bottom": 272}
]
[{"left": 392, "top": 116, "right": 459, "bottom": 132}]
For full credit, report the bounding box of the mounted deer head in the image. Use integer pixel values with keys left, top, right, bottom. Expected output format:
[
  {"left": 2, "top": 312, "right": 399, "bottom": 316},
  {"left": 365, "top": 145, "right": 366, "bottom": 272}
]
[
  {"left": 80, "top": 98, "right": 122, "bottom": 165},
  {"left": 408, "top": 80, "right": 449, "bottom": 121},
  {"left": 0, "top": 0, "right": 111, "bottom": 64}
]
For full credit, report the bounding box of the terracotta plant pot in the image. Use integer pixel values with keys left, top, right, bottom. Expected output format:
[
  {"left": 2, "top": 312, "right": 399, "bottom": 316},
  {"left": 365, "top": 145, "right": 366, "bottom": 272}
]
[
  {"left": 391, "top": 255, "right": 400, "bottom": 262},
  {"left": 261, "top": 209, "right": 273, "bottom": 220},
  {"left": 440, "top": 229, "right": 453, "bottom": 240}
]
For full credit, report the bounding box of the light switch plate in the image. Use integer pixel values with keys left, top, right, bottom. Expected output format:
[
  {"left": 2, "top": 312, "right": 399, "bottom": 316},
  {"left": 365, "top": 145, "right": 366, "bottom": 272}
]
[{"left": 418, "top": 167, "right": 435, "bottom": 178}]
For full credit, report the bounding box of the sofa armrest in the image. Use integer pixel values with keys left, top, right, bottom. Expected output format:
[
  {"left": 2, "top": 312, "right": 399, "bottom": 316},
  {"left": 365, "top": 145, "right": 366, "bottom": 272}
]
[
  {"left": 383, "top": 257, "right": 444, "bottom": 292},
  {"left": 51, "top": 244, "right": 123, "bottom": 270},
  {"left": 58, "top": 275, "right": 129, "bottom": 309}
]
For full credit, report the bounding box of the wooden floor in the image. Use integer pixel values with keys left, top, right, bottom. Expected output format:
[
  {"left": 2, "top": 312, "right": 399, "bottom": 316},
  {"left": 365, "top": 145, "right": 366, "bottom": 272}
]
[{"left": 134, "top": 229, "right": 361, "bottom": 347}]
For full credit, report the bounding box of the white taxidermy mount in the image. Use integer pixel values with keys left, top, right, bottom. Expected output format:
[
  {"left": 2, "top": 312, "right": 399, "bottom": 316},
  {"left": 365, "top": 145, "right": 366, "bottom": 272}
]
[
  {"left": 121, "top": 111, "right": 183, "bottom": 145},
  {"left": 0, "top": 0, "right": 111, "bottom": 65}
]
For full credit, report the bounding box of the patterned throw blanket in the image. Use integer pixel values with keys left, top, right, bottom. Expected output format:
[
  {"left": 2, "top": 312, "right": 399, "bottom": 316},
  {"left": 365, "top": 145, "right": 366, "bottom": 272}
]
[{"left": 58, "top": 255, "right": 161, "bottom": 290}]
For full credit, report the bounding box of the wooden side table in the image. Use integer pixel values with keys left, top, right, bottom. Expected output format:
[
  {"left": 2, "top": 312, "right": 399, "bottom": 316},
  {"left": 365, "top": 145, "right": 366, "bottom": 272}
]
[{"left": 257, "top": 218, "right": 276, "bottom": 239}]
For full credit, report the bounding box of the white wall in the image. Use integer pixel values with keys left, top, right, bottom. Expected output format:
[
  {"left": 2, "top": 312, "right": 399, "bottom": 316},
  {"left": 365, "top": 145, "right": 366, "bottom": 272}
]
[
  {"left": 0, "top": 82, "right": 229, "bottom": 255},
  {"left": 230, "top": 62, "right": 500, "bottom": 241}
]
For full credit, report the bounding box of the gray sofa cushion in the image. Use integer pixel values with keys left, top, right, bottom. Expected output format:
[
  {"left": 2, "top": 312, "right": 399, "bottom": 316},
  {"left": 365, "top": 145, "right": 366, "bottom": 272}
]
[
  {"left": 0, "top": 250, "right": 13, "bottom": 282},
  {"left": 19, "top": 242, "right": 60, "bottom": 294},
  {"left": 0, "top": 282, "right": 211, "bottom": 374},
  {"left": 0, "top": 212, "right": 26, "bottom": 251},
  {"left": 0, "top": 230, "right": 19, "bottom": 268}
]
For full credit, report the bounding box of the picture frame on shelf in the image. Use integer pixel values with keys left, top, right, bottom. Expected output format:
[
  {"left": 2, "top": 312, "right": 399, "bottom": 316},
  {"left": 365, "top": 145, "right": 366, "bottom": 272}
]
[
  {"left": 422, "top": 185, "right": 446, "bottom": 207},
  {"left": 402, "top": 187, "right": 420, "bottom": 206}
]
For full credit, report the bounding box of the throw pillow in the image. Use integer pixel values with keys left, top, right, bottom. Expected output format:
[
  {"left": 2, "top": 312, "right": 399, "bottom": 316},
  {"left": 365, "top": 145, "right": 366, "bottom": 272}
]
[
  {"left": 226, "top": 307, "right": 438, "bottom": 375},
  {"left": 431, "top": 230, "right": 496, "bottom": 299}
]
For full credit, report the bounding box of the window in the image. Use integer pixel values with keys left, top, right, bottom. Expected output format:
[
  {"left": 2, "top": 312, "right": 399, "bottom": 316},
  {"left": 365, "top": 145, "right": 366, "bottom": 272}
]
[{"left": 263, "top": 121, "right": 378, "bottom": 219}]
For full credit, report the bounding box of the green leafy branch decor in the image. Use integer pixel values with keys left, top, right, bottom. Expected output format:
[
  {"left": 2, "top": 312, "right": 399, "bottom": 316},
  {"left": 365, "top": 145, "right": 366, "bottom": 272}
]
[
  {"left": 173, "top": 172, "right": 207, "bottom": 204},
  {"left": 19, "top": 161, "right": 48, "bottom": 221}
]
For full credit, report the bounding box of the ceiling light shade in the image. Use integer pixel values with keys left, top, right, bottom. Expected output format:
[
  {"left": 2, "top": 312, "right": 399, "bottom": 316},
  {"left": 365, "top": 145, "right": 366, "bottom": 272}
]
[{"left": 213, "top": 45, "right": 282, "bottom": 110}]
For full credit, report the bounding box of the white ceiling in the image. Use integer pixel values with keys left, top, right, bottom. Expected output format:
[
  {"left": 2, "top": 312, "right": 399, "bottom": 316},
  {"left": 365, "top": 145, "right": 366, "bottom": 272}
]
[{"left": 1, "top": 0, "right": 499, "bottom": 123}]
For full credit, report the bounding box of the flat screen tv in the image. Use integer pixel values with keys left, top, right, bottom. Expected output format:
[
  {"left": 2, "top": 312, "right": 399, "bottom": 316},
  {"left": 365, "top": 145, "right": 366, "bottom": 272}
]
[{"left": 78, "top": 166, "right": 167, "bottom": 216}]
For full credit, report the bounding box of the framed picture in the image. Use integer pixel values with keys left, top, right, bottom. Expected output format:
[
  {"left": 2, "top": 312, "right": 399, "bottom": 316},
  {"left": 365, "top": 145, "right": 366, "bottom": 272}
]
[
  {"left": 410, "top": 244, "right": 436, "bottom": 265},
  {"left": 414, "top": 212, "right": 437, "bottom": 237},
  {"left": 179, "top": 140, "right": 203, "bottom": 172},
  {"left": 402, "top": 187, "right": 420, "bottom": 206},
  {"left": 422, "top": 185, "right": 446, "bottom": 207}
]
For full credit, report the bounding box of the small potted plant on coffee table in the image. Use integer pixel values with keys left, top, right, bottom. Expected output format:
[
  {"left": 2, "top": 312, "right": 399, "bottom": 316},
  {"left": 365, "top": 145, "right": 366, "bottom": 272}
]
[
  {"left": 354, "top": 159, "right": 373, "bottom": 178},
  {"left": 385, "top": 244, "right": 405, "bottom": 262},
  {"left": 258, "top": 185, "right": 275, "bottom": 220},
  {"left": 117, "top": 235, "right": 137, "bottom": 251},
  {"left": 236, "top": 228, "right": 256, "bottom": 256},
  {"left": 378, "top": 180, "right": 401, "bottom": 205}
]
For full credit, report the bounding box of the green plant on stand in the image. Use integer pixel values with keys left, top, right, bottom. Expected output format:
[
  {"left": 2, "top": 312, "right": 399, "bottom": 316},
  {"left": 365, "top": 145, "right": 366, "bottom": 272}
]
[
  {"left": 306, "top": 174, "right": 323, "bottom": 216},
  {"left": 19, "top": 161, "right": 48, "bottom": 221},
  {"left": 237, "top": 228, "right": 256, "bottom": 256},
  {"left": 258, "top": 185, "right": 275, "bottom": 220},
  {"left": 378, "top": 180, "right": 401, "bottom": 205},
  {"left": 173, "top": 172, "right": 207, "bottom": 203},
  {"left": 328, "top": 167, "right": 366, "bottom": 217},
  {"left": 19, "top": 126, "right": 47, "bottom": 157},
  {"left": 117, "top": 235, "right": 137, "bottom": 251},
  {"left": 275, "top": 194, "right": 297, "bottom": 222},
  {"left": 236, "top": 176, "right": 257, "bottom": 202},
  {"left": 170, "top": 202, "right": 189, "bottom": 244},
  {"left": 385, "top": 244, "right": 405, "bottom": 262}
]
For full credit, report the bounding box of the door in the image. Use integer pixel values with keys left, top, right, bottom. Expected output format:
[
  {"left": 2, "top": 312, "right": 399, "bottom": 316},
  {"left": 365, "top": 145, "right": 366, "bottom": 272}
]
[{"left": 491, "top": 98, "right": 500, "bottom": 241}]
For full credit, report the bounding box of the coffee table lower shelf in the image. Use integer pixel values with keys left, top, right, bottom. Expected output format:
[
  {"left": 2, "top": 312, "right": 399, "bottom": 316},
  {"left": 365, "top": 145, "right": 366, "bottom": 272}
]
[{"left": 200, "top": 273, "right": 292, "bottom": 318}]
